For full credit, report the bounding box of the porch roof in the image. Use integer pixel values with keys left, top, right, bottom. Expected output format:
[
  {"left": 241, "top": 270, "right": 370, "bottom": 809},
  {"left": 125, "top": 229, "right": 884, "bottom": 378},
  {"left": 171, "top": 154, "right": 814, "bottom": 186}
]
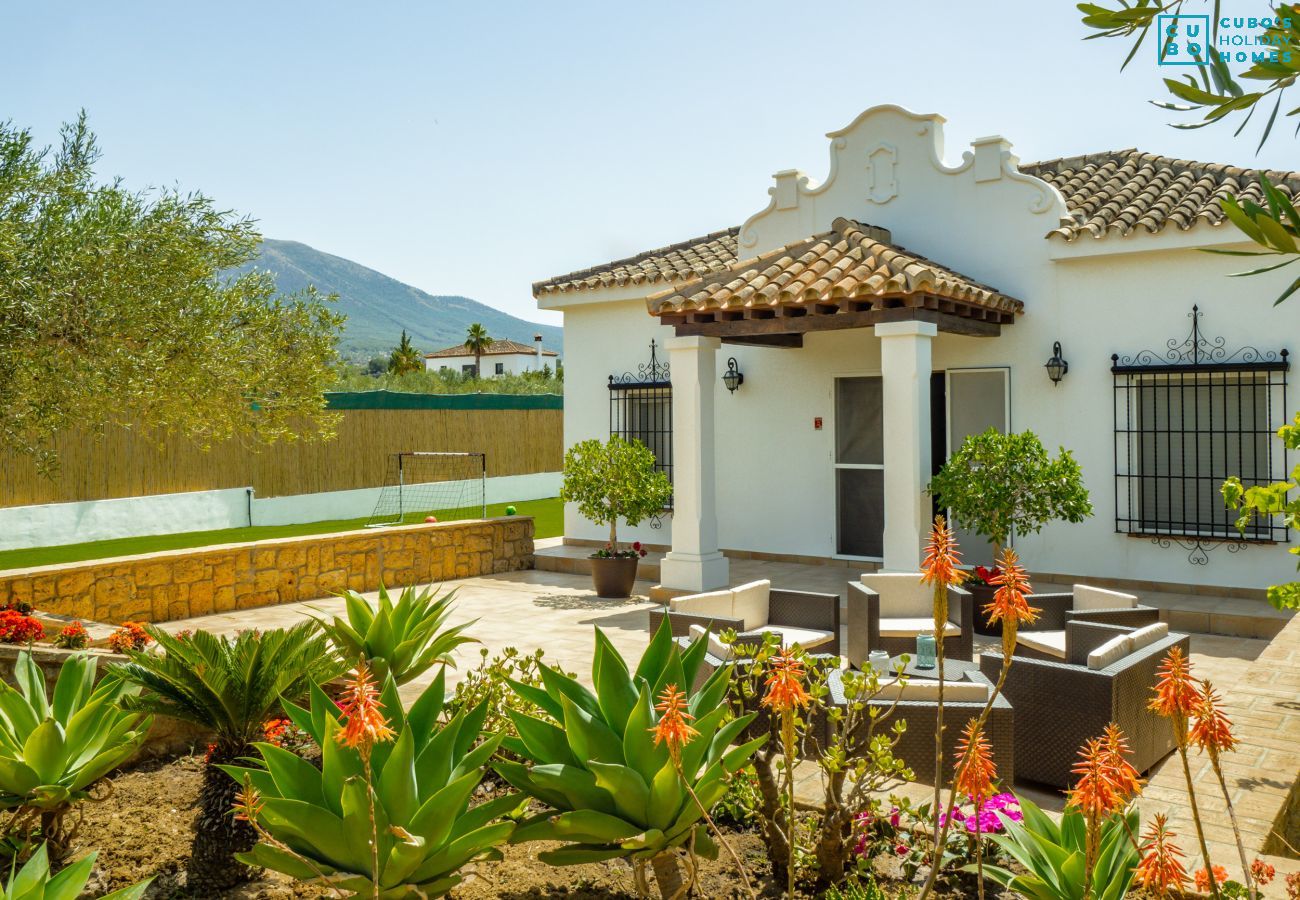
[{"left": 646, "top": 218, "right": 1021, "bottom": 344}]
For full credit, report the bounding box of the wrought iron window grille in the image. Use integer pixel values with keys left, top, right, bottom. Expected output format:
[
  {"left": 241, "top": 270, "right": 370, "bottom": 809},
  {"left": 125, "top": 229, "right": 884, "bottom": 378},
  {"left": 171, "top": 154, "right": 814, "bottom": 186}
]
[
  {"left": 1112, "top": 305, "right": 1289, "bottom": 565},
  {"left": 609, "top": 340, "right": 673, "bottom": 520}
]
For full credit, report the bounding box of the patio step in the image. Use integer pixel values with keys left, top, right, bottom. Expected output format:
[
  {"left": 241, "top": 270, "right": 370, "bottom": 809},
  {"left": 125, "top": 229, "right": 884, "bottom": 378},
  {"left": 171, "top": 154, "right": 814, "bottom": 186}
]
[{"left": 533, "top": 539, "right": 661, "bottom": 582}]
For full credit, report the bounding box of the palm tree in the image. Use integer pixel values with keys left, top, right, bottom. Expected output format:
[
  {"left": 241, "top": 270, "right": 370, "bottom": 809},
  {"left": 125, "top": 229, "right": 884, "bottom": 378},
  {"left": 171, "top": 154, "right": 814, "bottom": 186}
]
[
  {"left": 111, "top": 624, "right": 342, "bottom": 894},
  {"left": 465, "top": 323, "right": 492, "bottom": 378},
  {"left": 387, "top": 329, "right": 423, "bottom": 375}
]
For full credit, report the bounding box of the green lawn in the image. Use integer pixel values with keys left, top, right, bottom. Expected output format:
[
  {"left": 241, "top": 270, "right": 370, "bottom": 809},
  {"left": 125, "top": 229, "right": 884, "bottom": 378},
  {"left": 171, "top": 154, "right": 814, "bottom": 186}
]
[{"left": 0, "top": 497, "right": 563, "bottom": 572}]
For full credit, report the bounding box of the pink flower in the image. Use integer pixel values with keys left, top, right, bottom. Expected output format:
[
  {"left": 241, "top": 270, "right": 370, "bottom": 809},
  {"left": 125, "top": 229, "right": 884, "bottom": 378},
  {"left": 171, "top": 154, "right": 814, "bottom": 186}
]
[
  {"left": 889, "top": 807, "right": 901, "bottom": 828},
  {"left": 894, "top": 843, "right": 908, "bottom": 857}
]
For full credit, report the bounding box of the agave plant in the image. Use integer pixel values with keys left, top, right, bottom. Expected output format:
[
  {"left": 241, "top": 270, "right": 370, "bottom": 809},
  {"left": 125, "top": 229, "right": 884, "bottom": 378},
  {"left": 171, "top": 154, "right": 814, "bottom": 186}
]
[
  {"left": 320, "top": 585, "right": 478, "bottom": 685},
  {"left": 0, "top": 842, "right": 151, "bottom": 899},
  {"left": 0, "top": 651, "right": 150, "bottom": 855},
  {"left": 221, "top": 667, "right": 519, "bottom": 898},
  {"left": 495, "top": 619, "right": 764, "bottom": 898},
  {"left": 981, "top": 796, "right": 1139, "bottom": 900},
  {"left": 110, "top": 623, "right": 342, "bottom": 894}
]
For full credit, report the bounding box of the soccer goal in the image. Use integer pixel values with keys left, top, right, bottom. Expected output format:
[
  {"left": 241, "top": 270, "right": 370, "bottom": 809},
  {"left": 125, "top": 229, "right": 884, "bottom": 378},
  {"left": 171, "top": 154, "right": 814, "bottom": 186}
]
[{"left": 365, "top": 452, "right": 487, "bottom": 527}]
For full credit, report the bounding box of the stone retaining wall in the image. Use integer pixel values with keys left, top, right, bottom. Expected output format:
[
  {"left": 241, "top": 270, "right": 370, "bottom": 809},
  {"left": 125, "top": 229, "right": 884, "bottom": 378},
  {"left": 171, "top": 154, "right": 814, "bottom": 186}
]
[{"left": 0, "top": 517, "right": 534, "bottom": 624}]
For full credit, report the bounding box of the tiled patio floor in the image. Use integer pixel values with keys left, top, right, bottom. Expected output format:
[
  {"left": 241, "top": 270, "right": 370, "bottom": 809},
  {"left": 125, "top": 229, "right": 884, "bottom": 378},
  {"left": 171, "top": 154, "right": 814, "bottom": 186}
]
[{"left": 159, "top": 565, "right": 1300, "bottom": 891}]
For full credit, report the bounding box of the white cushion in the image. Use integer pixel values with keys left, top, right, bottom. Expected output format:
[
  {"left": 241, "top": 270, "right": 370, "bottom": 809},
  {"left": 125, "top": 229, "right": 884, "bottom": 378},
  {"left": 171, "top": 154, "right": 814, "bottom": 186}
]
[
  {"left": 878, "top": 618, "right": 961, "bottom": 639},
  {"left": 1018, "top": 630, "right": 1067, "bottom": 658},
  {"left": 1074, "top": 584, "right": 1138, "bottom": 611},
  {"left": 688, "top": 624, "right": 734, "bottom": 661},
  {"left": 669, "top": 589, "right": 733, "bottom": 619},
  {"left": 1088, "top": 633, "right": 1135, "bottom": 670},
  {"left": 754, "top": 625, "right": 835, "bottom": 651},
  {"left": 860, "top": 573, "right": 932, "bottom": 618},
  {"left": 877, "top": 678, "right": 989, "bottom": 702},
  {"left": 730, "top": 580, "right": 771, "bottom": 631},
  {"left": 1128, "top": 622, "right": 1169, "bottom": 651}
]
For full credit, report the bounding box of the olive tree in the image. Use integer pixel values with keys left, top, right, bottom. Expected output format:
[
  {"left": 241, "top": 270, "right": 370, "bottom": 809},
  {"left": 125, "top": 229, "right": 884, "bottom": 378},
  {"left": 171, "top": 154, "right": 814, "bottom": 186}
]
[
  {"left": 927, "top": 428, "right": 1094, "bottom": 560},
  {"left": 560, "top": 436, "right": 671, "bottom": 552},
  {"left": 0, "top": 113, "right": 343, "bottom": 471}
]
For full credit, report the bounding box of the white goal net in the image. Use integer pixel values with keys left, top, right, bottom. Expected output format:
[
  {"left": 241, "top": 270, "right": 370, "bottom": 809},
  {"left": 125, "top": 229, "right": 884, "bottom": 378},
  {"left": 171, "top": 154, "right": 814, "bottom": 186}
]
[{"left": 365, "top": 452, "right": 487, "bottom": 527}]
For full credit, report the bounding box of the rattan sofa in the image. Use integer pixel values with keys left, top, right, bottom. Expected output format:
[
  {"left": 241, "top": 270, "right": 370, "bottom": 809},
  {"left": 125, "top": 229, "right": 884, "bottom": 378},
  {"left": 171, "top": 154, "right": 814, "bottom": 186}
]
[
  {"left": 846, "top": 574, "right": 974, "bottom": 664},
  {"left": 647, "top": 580, "right": 841, "bottom": 657},
  {"left": 981, "top": 620, "right": 1189, "bottom": 789},
  {"left": 1016, "top": 585, "right": 1159, "bottom": 660}
]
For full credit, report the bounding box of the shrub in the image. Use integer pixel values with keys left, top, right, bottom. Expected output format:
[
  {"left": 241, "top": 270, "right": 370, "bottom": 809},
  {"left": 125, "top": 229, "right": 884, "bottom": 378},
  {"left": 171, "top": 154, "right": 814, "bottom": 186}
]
[
  {"left": 448, "top": 646, "right": 572, "bottom": 758},
  {"left": 494, "top": 620, "right": 763, "bottom": 898},
  {"left": 52, "top": 621, "right": 88, "bottom": 650},
  {"left": 0, "top": 652, "right": 151, "bottom": 856},
  {"left": 318, "top": 583, "right": 477, "bottom": 685},
  {"left": 107, "top": 621, "right": 150, "bottom": 653},
  {"left": 560, "top": 436, "right": 671, "bottom": 553},
  {"left": 222, "top": 666, "right": 518, "bottom": 897},
  {"left": 111, "top": 624, "right": 342, "bottom": 893},
  {"left": 0, "top": 610, "right": 44, "bottom": 644}
]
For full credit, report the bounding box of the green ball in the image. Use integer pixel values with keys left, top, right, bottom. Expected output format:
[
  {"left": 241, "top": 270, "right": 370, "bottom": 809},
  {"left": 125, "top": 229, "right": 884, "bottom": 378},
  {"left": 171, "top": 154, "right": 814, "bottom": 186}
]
[{"left": 505, "top": 505, "right": 517, "bottom": 515}]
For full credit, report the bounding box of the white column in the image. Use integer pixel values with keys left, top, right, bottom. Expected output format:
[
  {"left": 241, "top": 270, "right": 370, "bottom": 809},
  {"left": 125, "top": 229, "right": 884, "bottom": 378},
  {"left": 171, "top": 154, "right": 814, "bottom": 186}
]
[
  {"left": 875, "top": 320, "right": 937, "bottom": 572},
  {"left": 659, "top": 335, "right": 730, "bottom": 591}
]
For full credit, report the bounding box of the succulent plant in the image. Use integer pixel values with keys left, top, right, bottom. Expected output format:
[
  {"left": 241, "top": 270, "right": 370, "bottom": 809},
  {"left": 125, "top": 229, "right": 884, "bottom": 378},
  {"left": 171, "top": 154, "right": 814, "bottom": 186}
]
[
  {"left": 320, "top": 584, "right": 477, "bottom": 685},
  {"left": 221, "top": 668, "right": 519, "bottom": 898},
  {"left": 0, "top": 842, "right": 151, "bottom": 899}
]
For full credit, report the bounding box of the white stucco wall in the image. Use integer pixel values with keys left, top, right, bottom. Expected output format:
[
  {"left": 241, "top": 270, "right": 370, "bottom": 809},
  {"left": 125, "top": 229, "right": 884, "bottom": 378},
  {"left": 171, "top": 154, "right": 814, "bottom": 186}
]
[
  {"left": 425, "top": 352, "right": 558, "bottom": 376},
  {"left": 0, "top": 473, "right": 561, "bottom": 551},
  {"left": 541, "top": 105, "right": 1300, "bottom": 593}
]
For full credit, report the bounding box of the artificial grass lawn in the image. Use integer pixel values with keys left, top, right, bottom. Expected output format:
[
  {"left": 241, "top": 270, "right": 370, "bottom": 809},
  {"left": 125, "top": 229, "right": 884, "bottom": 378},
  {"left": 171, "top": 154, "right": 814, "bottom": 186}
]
[{"left": 0, "top": 496, "right": 563, "bottom": 571}]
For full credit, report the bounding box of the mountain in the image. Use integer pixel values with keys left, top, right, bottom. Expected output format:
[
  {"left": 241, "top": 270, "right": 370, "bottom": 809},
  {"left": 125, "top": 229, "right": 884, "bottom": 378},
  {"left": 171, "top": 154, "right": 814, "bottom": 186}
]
[{"left": 245, "top": 239, "right": 562, "bottom": 361}]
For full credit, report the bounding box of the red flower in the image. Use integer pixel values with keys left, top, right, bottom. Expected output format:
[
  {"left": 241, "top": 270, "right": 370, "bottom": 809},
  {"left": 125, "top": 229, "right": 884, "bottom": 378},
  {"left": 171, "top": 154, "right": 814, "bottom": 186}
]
[
  {"left": 0, "top": 610, "right": 45, "bottom": 645},
  {"left": 54, "top": 621, "right": 88, "bottom": 650},
  {"left": 973, "top": 565, "right": 1002, "bottom": 586},
  {"left": 1194, "top": 865, "right": 1230, "bottom": 892}
]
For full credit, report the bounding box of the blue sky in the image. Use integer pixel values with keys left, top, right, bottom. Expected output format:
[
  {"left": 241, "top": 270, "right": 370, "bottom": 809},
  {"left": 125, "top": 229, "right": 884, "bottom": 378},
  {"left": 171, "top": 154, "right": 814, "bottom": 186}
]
[{"left": 4, "top": 1, "right": 1294, "bottom": 327}]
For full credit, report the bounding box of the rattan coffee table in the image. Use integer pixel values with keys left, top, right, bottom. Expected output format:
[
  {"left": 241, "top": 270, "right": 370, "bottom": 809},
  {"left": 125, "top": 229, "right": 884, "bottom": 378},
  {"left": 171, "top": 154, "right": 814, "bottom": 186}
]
[{"left": 887, "top": 654, "right": 982, "bottom": 680}]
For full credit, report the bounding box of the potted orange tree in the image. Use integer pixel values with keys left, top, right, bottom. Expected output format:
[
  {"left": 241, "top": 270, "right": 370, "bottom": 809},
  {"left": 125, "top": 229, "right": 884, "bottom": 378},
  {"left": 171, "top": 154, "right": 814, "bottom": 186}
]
[{"left": 561, "top": 436, "right": 670, "bottom": 598}]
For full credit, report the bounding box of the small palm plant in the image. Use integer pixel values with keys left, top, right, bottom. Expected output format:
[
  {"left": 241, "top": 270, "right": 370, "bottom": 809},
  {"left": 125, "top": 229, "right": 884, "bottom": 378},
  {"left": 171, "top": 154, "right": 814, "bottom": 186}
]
[
  {"left": 495, "top": 619, "right": 764, "bottom": 898},
  {"left": 0, "top": 651, "right": 151, "bottom": 857},
  {"left": 110, "top": 624, "right": 342, "bottom": 894},
  {"left": 317, "top": 584, "right": 477, "bottom": 685},
  {"left": 222, "top": 666, "right": 518, "bottom": 898},
  {"left": 0, "top": 842, "right": 151, "bottom": 899}
]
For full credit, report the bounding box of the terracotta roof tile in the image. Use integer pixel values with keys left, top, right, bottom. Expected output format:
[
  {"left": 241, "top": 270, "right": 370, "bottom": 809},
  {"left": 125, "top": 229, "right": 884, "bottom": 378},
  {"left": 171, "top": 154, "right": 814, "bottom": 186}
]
[
  {"left": 646, "top": 218, "right": 1022, "bottom": 318},
  {"left": 532, "top": 228, "right": 739, "bottom": 296},
  {"left": 425, "top": 339, "right": 557, "bottom": 359},
  {"left": 1021, "top": 149, "right": 1300, "bottom": 241}
]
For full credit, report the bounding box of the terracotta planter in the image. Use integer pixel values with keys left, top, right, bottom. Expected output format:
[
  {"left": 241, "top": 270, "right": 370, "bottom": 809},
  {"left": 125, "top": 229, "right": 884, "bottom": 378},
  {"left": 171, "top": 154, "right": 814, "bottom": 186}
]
[
  {"left": 966, "top": 581, "right": 1001, "bottom": 636},
  {"left": 590, "top": 556, "right": 639, "bottom": 599}
]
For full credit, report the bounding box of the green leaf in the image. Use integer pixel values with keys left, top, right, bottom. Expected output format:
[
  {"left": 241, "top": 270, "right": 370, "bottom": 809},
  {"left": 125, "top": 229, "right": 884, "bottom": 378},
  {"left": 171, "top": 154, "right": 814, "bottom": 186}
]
[{"left": 588, "top": 761, "right": 651, "bottom": 826}]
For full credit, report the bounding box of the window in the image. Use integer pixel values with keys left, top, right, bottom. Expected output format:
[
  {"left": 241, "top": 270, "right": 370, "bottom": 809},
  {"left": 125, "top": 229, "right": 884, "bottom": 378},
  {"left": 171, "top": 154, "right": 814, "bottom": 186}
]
[
  {"left": 494, "top": 362, "right": 505, "bottom": 375},
  {"left": 461, "top": 364, "right": 475, "bottom": 375},
  {"left": 609, "top": 341, "right": 673, "bottom": 509},
  {"left": 1113, "top": 307, "right": 1289, "bottom": 545},
  {"left": 834, "top": 376, "right": 884, "bottom": 558}
]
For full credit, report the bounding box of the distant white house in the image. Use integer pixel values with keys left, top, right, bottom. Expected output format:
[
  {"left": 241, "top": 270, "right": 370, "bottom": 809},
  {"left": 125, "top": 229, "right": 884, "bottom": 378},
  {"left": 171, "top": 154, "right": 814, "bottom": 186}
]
[
  {"left": 535, "top": 104, "right": 1300, "bottom": 597},
  {"left": 425, "top": 334, "right": 559, "bottom": 377}
]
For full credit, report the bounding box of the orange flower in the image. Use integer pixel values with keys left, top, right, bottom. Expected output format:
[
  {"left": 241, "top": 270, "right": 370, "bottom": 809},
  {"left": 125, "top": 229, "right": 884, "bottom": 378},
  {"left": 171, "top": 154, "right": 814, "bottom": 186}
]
[
  {"left": 761, "top": 649, "right": 810, "bottom": 714},
  {"left": 335, "top": 661, "right": 394, "bottom": 751},
  {"left": 232, "top": 779, "right": 263, "bottom": 823},
  {"left": 650, "top": 684, "right": 699, "bottom": 764},
  {"left": 1194, "top": 865, "right": 1230, "bottom": 892},
  {"left": 985, "top": 549, "right": 1039, "bottom": 628},
  {"left": 1066, "top": 735, "right": 1130, "bottom": 820},
  {"left": 920, "top": 515, "right": 964, "bottom": 588},
  {"left": 1135, "top": 814, "right": 1188, "bottom": 896},
  {"left": 953, "top": 719, "right": 997, "bottom": 804},
  {"left": 1251, "top": 857, "right": 1276, "bottom": 886},
  {"left": 1100, "top": 723, "right": 1144, "bottom": 801},
  {"left": 1149, "top": 646, "right": 1202, "bottom": 722},
  {"left": 1189, "top": 680, "right": 1237, "bottom": 754}
]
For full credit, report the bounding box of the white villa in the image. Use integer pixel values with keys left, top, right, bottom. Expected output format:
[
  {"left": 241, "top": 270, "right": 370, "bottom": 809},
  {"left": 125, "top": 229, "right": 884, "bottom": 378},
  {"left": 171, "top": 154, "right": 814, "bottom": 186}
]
[
  {"left": 534, "top": 105, "right": 1300, "bottom": 598},
  {"left": 425, "top": 335, "right": 558, "bottom": 376}
]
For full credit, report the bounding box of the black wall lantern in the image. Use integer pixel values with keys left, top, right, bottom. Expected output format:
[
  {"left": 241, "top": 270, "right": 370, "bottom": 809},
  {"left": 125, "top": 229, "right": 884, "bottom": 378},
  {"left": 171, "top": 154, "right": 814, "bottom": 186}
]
[
  {"left": 722, "top": 357, "right": 744, "bottom": 393},
  {"left": 1045, "top": 341, "right": 1069, "bottom": 385}
]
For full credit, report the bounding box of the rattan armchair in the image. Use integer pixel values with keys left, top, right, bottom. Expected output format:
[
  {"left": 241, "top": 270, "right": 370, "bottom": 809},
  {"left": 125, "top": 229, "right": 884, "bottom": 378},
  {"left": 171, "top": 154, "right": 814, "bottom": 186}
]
[
  {"left": 1017, "top": 584, "right": 1159, "bottom": 660},
  {"left": 981, "top": 620, "right": 1189, "bottom": 789},
  {"left": 648, "top": 580, "right": 841, "bottom": 657},
  {"left": 846, "top": 574, "right": 974, "bottom": 665}
]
